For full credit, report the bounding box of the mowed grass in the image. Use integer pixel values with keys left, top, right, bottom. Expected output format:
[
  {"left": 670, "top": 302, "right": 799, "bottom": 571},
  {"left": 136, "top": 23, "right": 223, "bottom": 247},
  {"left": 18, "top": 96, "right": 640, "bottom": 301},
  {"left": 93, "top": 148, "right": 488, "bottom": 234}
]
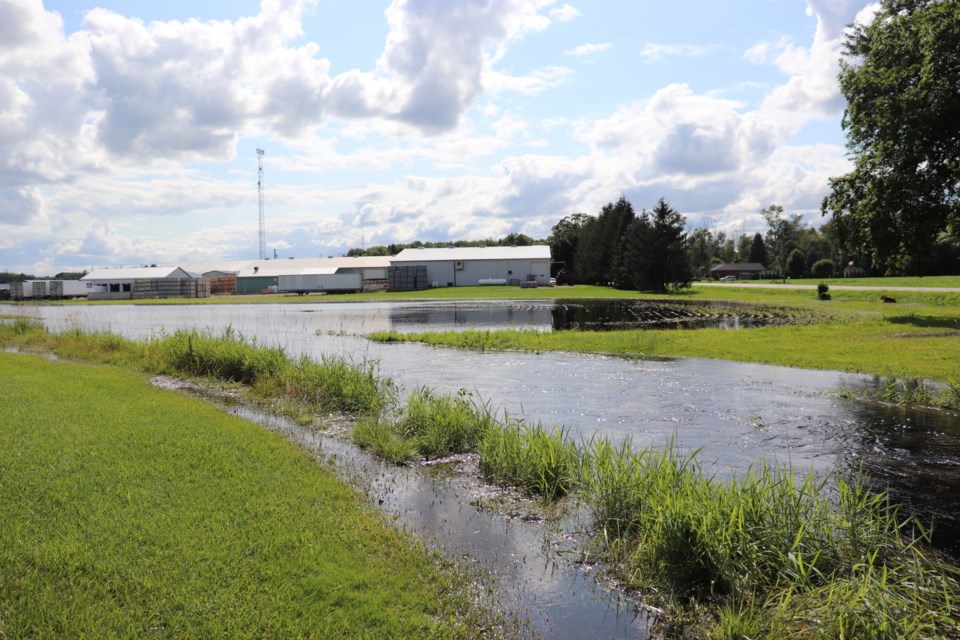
[
  {"left": 0, "top": 354, "right": 499, "bottom": 639},
  {"left": 369, "top": 290, "right": 960, "bottom": 383}
]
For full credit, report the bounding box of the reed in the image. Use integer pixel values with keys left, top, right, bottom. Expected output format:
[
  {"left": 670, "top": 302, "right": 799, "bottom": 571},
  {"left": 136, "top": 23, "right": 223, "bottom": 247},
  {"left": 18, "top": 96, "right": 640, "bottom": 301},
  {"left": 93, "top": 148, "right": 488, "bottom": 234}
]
[
  {"left": 145, "top": 327, "right": 288, "bottom": 384},
  {"left": 281, "top": 354, "right": 393, "bottom": 417},
  {"left": 395, "top": 388, "right": 496, "bottom": 458},
  {"left": 578, "top": 439, "right": 959, "bottom": 637},
  {"left": 478, "top": 422, "right": 581, "bottom": 500},
  {"left": 352, "top": 418, "right": 417, "bottom": 463}
]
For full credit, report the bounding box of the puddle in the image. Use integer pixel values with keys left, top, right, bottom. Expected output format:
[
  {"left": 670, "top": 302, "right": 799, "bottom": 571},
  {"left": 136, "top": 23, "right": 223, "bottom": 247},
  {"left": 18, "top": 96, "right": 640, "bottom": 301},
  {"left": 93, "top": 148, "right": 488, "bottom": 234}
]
[{"left": 172, "top": 384, "right": 653, "bottom": 639}]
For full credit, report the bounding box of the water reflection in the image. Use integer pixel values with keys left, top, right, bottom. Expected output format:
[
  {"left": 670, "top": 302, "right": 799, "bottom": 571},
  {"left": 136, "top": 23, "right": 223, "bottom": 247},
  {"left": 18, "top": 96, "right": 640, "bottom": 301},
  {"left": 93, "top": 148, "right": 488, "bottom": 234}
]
[
  {"left": 13, "top": 301, "right": 960, "bottom": 563},
  {"left": 384, "top": 299, "right": 797, "bottom": 332}
]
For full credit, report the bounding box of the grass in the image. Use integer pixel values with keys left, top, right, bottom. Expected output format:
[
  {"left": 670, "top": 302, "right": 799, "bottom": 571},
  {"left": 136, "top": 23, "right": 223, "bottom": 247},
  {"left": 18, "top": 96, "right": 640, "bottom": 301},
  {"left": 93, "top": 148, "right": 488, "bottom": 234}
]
[
  {"left": 368, "top": 296, "right": 960, "bottom": 385},
  {"left": 5, "top": 320, "right": 960, "bottom": 637},
  {"left": 577, "top": 440, "right": 960, "bottom": 639},
  {"left": 4, "top": 322, "right": 394, "bottom": 423},
  {"left": 0, "top": 353, "right": 506, "bottom": 638}
]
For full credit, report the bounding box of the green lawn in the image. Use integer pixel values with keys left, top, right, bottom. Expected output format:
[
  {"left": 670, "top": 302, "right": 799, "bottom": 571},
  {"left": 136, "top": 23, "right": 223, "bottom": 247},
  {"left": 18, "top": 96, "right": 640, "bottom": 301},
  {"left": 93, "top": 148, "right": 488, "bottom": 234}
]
[
  {"left": 0, "top": 354, "right": 502, "bottom": 639},
  {"left": 369, "top": 288, "right": 960, "bottom": 384}
]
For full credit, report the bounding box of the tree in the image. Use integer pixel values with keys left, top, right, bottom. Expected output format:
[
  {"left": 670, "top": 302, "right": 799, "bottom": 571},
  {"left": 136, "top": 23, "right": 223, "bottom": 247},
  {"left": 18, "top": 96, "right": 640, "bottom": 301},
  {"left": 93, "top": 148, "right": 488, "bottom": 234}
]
[
  {"left": 574, "top": 197, "right": 636, "bottom": 285},
  {"left": 748, "top": 233, "right": 768, "bottom": 266},
  {"left": 499, "top": 232, "right": 534, "bottom": 246},
  {"left": 786, "top": 248, "right": 806, "bottom": 279},
  {"left": 822, "top": 0, "right": 960, "bottom": 274},
  {"left": 548, "top": 213, "right": 590, "bottom": 278},
  {"left": 624, "top": 198, "right": 691, "bottom": 292},
  {"left": 762, "top": 205, "right": 804, "bottom": 277}
]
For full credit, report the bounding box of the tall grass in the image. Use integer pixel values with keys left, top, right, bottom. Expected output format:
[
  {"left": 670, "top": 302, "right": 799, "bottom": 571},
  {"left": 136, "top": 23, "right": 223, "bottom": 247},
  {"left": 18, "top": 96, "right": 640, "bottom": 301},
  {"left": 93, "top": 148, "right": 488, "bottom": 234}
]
[
  {"left": 479, "top": 422, "right": 581, "bottom": 500},
  {"left": 396, "top": 388, "right": 497, "bottom": 458},
  {"left": 579, "top": 440, "right": 959, "bottom": 637}
]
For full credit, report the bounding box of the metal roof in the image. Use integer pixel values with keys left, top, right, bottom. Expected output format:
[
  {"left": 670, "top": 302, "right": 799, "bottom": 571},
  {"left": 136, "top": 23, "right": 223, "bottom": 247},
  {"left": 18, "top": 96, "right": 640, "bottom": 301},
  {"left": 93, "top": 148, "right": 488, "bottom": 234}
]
[
  {"left": 171, "top": 257, "right": 391, "bottom": 277},
  {"left": 710, "top": 263, "right": 769, "bottom": 271},
  {"left": 392, "top": 246, "right": 551, "bottom": 262},
  {"left": 81, "top": 266, "right": 194, "bottom": 281}
]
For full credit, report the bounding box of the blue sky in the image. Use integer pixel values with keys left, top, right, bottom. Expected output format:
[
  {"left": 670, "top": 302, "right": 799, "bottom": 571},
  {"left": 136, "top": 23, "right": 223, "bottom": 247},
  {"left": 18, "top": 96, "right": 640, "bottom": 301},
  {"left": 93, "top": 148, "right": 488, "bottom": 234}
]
[{"left": 1, "top": 0, "right": 878, "bottom": 274}]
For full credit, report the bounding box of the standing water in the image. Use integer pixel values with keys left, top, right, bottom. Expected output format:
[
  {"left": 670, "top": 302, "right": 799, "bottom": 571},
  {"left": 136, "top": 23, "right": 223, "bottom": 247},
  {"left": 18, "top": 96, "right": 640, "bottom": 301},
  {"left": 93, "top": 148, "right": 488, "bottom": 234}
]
[{"left": 13, "top": 300, "right": 960, "bottom": 634}]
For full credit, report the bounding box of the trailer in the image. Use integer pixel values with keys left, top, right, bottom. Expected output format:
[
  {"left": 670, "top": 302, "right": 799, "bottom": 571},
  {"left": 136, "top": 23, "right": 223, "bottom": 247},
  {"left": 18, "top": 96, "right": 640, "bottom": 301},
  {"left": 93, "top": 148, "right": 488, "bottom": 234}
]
[
  {"left": 11, "top": 280, "right": 89, "bottom": 300},
  {"left": 277, "top": 273, "right": 362, "bottom": 294}
]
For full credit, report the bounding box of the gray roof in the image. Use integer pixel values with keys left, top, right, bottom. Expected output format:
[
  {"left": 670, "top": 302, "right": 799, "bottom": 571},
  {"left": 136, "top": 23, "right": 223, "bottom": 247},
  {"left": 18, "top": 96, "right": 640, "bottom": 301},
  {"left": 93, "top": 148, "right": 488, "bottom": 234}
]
[
  {"left": 82, "top": 266, "right": 194, "bottom": 281},
  {"left": 710, "top": 263, "right": 769, "bottom": 272},
  {"left": 392, "top": 246, "right": 551, "bottom": 262}
]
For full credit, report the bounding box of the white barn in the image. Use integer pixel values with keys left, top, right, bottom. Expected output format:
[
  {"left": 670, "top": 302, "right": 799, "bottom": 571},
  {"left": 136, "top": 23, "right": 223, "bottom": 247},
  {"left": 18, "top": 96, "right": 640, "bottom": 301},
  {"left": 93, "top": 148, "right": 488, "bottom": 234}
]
[
  {"left": 81, "top": 266, "right": 206, "bottom": 300},
  {"left": 390, "top": 246, "right": 552, "bottom": 288}
]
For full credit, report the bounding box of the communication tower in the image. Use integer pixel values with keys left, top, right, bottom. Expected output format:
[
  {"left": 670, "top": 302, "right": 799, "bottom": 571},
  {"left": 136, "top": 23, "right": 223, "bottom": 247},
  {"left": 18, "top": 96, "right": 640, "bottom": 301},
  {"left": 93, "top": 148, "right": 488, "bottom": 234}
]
[{"left": 257, "top": 148, "right": 266, "bottom": 259}]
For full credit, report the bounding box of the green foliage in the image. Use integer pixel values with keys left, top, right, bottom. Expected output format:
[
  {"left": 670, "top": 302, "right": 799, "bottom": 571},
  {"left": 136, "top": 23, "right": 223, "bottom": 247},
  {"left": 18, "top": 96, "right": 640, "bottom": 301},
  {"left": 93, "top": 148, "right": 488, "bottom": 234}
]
[
  {"left": 549, "top": 212, "right": 591, "bottom": 278},
  {"left": 146, "top": 327, "right": 288, "bottom": 384},
  {"left": 748, "top": 232, "right": 768, "bottom": 266},
  {"left": 824, "top": 0, "right": 960, "bottom": 274},
  {"left": 580, "top": 440, "right": 959, "bottom": 637},
  {"left": 478, "top": 422, "right": 581, "bottom": 499},
  {"left": 624, "top": 198, "right": 692, "bottom": 292},
  {"left": 397, "top": 388, "right": 495, "bottom": 458},
  {"left": 812, "top": 258, "right": 836, "bottom": 278},
  {"left": 575, "top": 196, "right": 637, "bottom": 286},
  {"left": 786, "top": 248, "right": 807, "bottom": 279}
]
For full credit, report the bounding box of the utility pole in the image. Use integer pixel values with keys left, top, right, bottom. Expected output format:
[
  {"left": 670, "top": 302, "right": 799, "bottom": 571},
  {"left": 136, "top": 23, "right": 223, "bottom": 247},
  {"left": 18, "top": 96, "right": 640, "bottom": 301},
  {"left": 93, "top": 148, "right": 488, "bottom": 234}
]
[{"left": 257, "top": 148, "right": 266, "bottom": 260}]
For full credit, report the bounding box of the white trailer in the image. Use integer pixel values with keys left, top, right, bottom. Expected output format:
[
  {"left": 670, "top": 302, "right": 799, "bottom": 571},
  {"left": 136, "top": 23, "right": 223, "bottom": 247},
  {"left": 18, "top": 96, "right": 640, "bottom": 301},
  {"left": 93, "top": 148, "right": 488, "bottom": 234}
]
[
  {"left": 14, "top": 280, "right": 90, "bottom": 299},
  {"left": 277, "top": 273, "right": 362, "bottom": 294}
]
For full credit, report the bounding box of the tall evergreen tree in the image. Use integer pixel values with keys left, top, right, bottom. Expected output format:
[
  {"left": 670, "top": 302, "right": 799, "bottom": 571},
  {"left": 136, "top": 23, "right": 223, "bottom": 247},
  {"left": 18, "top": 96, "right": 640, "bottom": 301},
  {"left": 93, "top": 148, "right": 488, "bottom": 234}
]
[
  {"left": 625, "top": 198, "right": 691, "bottom": 292},
  {"left": 748, "top": 233, "right": 768, "bottom": 266},
  {"left": 574, "top": 197, "right": 636, "bottom": 285}
]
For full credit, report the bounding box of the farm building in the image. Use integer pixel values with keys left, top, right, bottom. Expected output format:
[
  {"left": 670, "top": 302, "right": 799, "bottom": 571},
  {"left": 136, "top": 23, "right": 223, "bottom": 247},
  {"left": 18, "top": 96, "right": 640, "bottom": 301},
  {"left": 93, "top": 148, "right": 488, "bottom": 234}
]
[
  {"left": 389, "top": 246, "right": 552, "bottom": 290},
  {"left": 81, "top": 267, "right": 208, "bottom": 300},
  {"left": 161, "top": 257, "right": 390, "bottom": 295},
  {"left": 709, "top": 263, "right": 774, "bottom": 280}
]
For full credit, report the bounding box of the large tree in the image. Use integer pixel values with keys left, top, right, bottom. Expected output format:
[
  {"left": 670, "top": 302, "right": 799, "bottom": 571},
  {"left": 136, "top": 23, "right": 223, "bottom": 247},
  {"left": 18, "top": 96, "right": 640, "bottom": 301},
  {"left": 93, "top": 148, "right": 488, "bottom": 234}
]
[
  {"left": 548, "top": 213, "right": 590, "bottom": 278},
  {"left": 575, "top": 197, "right": 636, "bottom": 286},
  {"left": 625, "top": 198, "right": 692, "bottom": 292},
  {"left": 823, "top": 0, "right": 960, "bottom": 274},
  {"left": 748, "top": 233, "right": 768, "bottom": 266}
]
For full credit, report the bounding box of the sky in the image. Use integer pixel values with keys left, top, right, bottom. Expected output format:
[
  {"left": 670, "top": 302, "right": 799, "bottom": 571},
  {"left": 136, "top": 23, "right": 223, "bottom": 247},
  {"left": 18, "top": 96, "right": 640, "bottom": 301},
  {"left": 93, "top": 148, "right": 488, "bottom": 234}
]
[{"left": 1, "top": 0, "right": 880, "bottom": 275}]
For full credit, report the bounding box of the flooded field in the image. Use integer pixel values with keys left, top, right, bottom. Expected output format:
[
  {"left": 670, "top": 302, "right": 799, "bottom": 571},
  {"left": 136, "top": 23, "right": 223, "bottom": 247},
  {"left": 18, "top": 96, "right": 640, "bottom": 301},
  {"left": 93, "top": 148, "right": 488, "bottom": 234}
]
[{"left": 10, "top": 299, "right": 960, "bottom": 638}]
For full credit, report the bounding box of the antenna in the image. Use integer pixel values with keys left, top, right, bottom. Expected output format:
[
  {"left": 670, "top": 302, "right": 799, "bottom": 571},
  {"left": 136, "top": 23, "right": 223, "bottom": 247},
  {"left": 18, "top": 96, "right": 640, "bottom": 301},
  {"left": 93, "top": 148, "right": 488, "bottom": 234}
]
[{"left": 257, "top": 148, "right": 266, "bottom": 260}]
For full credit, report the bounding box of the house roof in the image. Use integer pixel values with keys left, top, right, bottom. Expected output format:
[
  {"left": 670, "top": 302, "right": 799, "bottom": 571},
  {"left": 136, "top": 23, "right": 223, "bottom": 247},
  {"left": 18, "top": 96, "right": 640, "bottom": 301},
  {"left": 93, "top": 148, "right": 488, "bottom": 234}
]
[
  {"left": 392, "top": 246, "right": 551, "bottom": 262},
  {"left": 81, "top": 266, "right": 193, "bottom": 281},
  {"left": 710, "top": 263, "right": 769, "bottom": 272}
]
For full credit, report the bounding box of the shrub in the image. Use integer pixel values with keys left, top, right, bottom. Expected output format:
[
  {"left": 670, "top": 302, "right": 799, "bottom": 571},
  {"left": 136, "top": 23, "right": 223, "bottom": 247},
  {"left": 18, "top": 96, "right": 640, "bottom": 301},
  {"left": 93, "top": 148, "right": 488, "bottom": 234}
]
[{"left": 812, "top": 258, "right": 835, "bottom": 278}]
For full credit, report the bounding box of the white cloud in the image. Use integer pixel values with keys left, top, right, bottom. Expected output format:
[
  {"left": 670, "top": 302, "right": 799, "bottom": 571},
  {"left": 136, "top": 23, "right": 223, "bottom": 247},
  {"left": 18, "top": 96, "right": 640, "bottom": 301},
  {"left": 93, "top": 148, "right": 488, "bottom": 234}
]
[
  {"left": 564, "top": 42, "right": 611, "bottom": 56},
  {"left": 640, "top": 43, "right": 716, "bottom": 62},
  {"left": 549, "top": 4, "right": 581, "bottom": 22}
]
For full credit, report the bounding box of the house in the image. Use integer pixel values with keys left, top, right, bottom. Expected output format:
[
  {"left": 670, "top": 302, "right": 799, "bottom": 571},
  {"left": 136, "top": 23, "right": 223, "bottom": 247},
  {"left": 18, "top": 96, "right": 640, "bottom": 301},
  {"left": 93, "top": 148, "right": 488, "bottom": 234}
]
[
  {"left": 709, "top": 263, "right": 773, "bottom": 280},
  {"left": 389, "top": 246, "right": 553, "bottom": 290},
  {"left": 81, "top": 266, "right": 208, "bottom": 300}
]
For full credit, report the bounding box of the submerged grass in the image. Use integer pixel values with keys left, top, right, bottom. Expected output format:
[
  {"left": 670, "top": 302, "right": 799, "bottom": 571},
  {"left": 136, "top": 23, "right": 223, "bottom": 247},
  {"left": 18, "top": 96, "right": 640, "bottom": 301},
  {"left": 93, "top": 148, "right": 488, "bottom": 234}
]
[
  {"left": 369, "top": 309, "right": 960, "bottom": 384},
  {"left": 0, "top": 353, "right": 507, "bottom": 638},
  {"left": 4, "top": 321, "right": 959, "bottom": 637}
]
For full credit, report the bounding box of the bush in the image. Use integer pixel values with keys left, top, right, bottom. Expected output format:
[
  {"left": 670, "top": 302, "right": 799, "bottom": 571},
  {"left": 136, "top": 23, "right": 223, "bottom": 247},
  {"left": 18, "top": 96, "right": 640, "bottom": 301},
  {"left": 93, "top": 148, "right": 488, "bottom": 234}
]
[{"left": 812, "top": 258, "right": 836, "bottom": 278}]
